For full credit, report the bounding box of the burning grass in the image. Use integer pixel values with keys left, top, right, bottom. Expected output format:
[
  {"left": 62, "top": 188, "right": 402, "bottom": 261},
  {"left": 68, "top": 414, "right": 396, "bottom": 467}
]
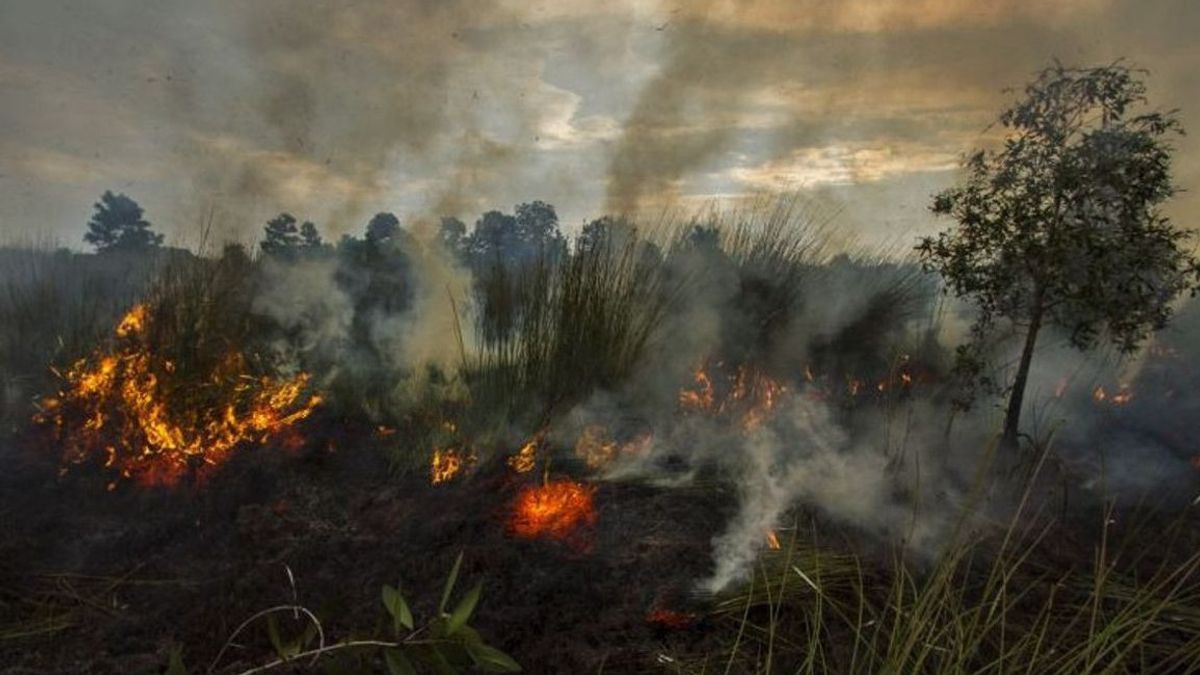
[
  {"left": 34, "top": 303, "right": 320, "bottom": 487},
  {"left": 508, "top": 478, "right": 597, "bottom": 542}
]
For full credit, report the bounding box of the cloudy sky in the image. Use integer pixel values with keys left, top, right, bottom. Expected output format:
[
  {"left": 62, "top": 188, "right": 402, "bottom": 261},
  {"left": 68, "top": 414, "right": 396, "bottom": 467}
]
[{"left": 1, "top": 0, "right": 1197, "bottom": 249}]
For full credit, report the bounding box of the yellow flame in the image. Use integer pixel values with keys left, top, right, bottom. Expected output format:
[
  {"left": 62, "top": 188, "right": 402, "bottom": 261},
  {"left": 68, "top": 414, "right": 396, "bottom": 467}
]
[
  {"left": 507, "top": 437, "right": 539, "bottom": 473},
  {"left": 766, "top": 530, "right": 781, "bottom": 550},
  {"left": 430, "top": 447, "right": 465, "bottom": 484},
  {"left": 35, "top": 304, "right": 320, "bottom": 487}
]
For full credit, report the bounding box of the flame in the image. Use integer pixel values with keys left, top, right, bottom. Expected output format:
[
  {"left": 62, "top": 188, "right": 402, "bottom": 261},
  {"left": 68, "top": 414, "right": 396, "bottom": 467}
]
[
  {"left": 1093, "top": 384, "right": 1133, "bottom": 406},
  {"left": 574, "top": 426, "right": 653, "bottom": 469},
  {"left": 678, "top": 362, "right": 788, "bottom": 429},
  {"left": 509, "top": 479, "right": 597, "bottom": 540},
  {"left": 430, "top": 447, "right": 467, "bottom": 484},
  {"left": 678, "top": 367, "right": 716, "bottom": 412},
  {"left": 575, "top": 425, "right": 619, "bottom": 469},
  {"left": 507, "top": 436, "right": 540, "bottom": 474},
  {"left": 35, "top": 304, "right": 320, "bottom": 487},
  {"left": 766, "top": 530, "right": 781, "bottom": 550}
]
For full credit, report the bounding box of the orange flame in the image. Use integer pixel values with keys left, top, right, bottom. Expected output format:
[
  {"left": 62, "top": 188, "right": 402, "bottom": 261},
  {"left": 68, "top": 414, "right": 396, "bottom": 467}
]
[
  {"left": 430, "top": 447, "right": 467, "bottom": 484},
  {"left": 766, "top": 530, "right": 781, "bottom": 550},
  {"left": 509, "top": 479, "right": 597, "bottom": 540},
  {"left": 574, "top": 426, "right": 653, "bottom": 469},
  {"left": 507, "top": 436, "right": 539, "bottom": 474},
  {"left": 678, "top": 362, "right": 788, "bottom": 429},
  {"left": 36, "top": 304, "right": 320, "bottom": 487}
]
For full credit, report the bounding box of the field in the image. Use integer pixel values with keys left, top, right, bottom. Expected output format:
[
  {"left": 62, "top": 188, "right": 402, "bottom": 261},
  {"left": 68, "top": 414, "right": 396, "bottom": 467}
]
[{"left": 2, "top": 203, "right": 1200, "bottom": 674}]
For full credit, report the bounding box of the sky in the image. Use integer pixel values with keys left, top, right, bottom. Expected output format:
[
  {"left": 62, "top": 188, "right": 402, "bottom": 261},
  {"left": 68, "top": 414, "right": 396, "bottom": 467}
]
[{"left": 0, "top": 0, "right": 1197, "bottom": 250}]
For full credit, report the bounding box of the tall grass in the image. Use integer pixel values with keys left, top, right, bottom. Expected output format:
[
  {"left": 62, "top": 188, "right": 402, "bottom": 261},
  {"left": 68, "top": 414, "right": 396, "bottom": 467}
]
[
  {"left": 663, "top": 467, "right": 1200, "bottom": 674},
  {"left": 464, "top": 228, "right": 671, "bottom": 427},
  {"left": 0, "top": 245, "right": 168, "bottom": 430}
]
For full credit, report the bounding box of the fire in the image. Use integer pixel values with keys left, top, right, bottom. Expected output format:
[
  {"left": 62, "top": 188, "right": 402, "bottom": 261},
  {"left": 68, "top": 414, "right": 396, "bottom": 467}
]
[
  {"left": 430, "top": 447, "right": 467, "bottom": 484},
  {"left": 36, "top": 304, "right": 321, "bottom": 487},
  {"left": 575, "top": 425, "right": 618, "bottom": 469},
  {"left": 507, "top": 436, "right": 539, "bottom": 474},
  {"left": 1093, "top": 384, "right": 1134, "bottom": 406},
  {"left": 765, "top": 530, "right": 781, "bottom": 550},
  {"left": 678, "top": 367, "right": 716, "bottom": 412},
  {"left": 678, "top": 362, "right": 788, "bottom": 429},
  {"left": 509, "top": 479, "right": 597, "bottom": 540},
  {"left": 574, "top": 426, "right": 653, "bottom": 469}
]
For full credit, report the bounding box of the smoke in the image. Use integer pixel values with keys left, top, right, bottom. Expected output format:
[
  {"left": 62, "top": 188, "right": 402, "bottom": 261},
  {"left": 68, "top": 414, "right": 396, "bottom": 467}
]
[
  {"left": 604, "top": 5, "right": 754, "bottom": 215},
  {"left": 371, "top": 221, "right": 475, "bottom": 377}
]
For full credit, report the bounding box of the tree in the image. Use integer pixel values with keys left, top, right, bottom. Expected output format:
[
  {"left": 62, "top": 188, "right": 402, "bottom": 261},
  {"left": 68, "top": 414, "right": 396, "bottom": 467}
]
[
  {"left": 917, "top": 62, "right": 1199, "bottom": 449},
  {"left": 260, "top": 213, "right": 302, "bottom": 257},
  {"left": 300, "top": 221, "right": 323, "bottom": 248},
  {"left": 438, "top": 216, "right": 467, "bottom": 259},
  {"left": 83, "top": 191, "right": 163, "bottom": 253},
  {"left": 365, "top": 212, "right": 401, "bottom": 244}
]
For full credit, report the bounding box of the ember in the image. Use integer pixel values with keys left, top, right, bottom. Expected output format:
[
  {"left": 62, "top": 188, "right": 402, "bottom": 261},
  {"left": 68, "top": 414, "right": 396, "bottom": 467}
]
[
  {"left": 509, "top": 479, "right": 597, "bottom": 540},
  {"left": 35, "top": 304, "right": 321, "bottom": 487},
  {"left": 646, "top": 608, "right": 697, "bottom": 629}
]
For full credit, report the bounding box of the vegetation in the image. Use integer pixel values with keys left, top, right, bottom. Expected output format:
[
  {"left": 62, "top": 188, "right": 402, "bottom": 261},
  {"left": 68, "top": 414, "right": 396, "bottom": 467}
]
[
  {"left": 3, "top": 56, "right": 1200, "bottom": 675},
  {"left": 918, "top": 62, "right": 1199, "bottom": 449},
  {"left": 171, "top": 553, "right": 519, "bottom": 674},
  {"left": 83, "top": 191, "right": 164, "bottom": 253}
]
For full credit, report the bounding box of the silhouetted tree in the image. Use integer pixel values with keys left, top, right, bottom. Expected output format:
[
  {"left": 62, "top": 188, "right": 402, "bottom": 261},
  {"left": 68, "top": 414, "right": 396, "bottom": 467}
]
[
  {"left": 515, "top": 200, "right": 567, "bottom": 261},
  {"left": 365, "top": 212, "right": 401, "bottom": 245},
  {"left": 83, "top": 191, "right": 163, "bottom": 253},
  {"left": 300, "top": 221, "right": 323, "bottom": 248},
  {"left": 918, "top": 62, "right": 1200, "bottom": 449},
  {"left": 260, "top": 213, "right": 302, "bottom": 258},
  {"left": 438, "top": 216, "right": 467, "bottom": 258},
  {"left": 464, "top": 202, "right": 567, "bottom": 270}
]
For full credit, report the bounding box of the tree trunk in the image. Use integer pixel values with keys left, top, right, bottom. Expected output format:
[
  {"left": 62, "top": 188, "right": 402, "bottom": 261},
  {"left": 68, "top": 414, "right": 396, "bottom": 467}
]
[{"left": 1002, "top": 302, "right": 1045, "bottom": 450}]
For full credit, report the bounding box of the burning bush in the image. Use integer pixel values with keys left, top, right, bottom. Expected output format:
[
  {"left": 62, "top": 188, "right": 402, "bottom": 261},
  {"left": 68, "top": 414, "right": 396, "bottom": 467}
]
[{"left": 34, "top": 257, "right": 321, "bottom": 487}]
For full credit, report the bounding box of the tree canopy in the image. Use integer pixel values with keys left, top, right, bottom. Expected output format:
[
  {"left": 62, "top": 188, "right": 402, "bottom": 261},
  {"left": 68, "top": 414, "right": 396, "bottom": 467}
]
[
  {"left": 917, "top": 62, "right": 1199, "bottom": 447},
  {"left": 83, "top": 191, "right": 164, "bottom": 253}
]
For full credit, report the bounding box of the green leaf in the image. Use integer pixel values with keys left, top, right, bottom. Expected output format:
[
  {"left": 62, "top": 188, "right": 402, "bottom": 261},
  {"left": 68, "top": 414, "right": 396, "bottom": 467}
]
[
  {"left": 165, "top": 644, "right": 188, "bottom": 675},
  {"left": 439, "top": 551, "right": 464, "bottom": 616},
  {"left": 266, "top": 614, "right": 288, "bottom": 660},
  {"left": 418, "top": 645, "right": 458, "bottom": 675},
  {"left": 384, "top": 648, "right": 418, "bottom": 675},
  {"left": 445, "top": 582, "right": 482, "bottom": 636},
  {"left": 465, "top": 642, "right": 522, "bottom": 673},
  {"left": 382, "top": 584, "right": 414, "bottom": 633}
]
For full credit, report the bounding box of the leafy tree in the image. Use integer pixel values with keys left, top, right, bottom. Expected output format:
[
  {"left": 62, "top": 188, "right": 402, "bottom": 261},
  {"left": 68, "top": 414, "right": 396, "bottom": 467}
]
[
  {"left": 365, "top": 212, "right": 401, "bottom": 244},
  {"left": 83, "top": 191, "right": 164, "bottom": 253},
  {"left": 299, "top": 220, "right": 323, "bottom": 248},
  {"left": 515, "top": 200, "right": 567, "bottom": 261},
  {"left": 260, "top": 212, "right": 302, "bottom": 258},
  {"left": 464, "top": 202, "right": 567, "bottom": 270},
  {"left": 466, "top": 210, "right": 519, "bottom": 266},
  {"left": 917, "top": 62, "right": 1199, "bottom": 448}
]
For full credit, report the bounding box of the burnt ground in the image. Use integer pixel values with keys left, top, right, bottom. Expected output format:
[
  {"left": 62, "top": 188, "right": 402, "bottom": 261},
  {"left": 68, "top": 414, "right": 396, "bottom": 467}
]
[
  {"left": 0, "top": 419, "right": 742, "bottom": 674},
  {"left": 4, "top": 415, "right": 1200, "bottom": 674}
]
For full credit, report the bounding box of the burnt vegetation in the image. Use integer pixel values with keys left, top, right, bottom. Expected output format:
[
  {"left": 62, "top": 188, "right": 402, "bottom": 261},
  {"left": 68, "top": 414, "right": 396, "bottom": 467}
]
[{"left": 2, "top": 64, "right": 1200, "bottom": 674}]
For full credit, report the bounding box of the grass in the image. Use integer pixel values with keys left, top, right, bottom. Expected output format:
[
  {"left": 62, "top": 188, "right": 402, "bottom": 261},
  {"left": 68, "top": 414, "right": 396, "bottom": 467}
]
[{"left": 661, "top": 456, "right": 1200, "bottom": 675}]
